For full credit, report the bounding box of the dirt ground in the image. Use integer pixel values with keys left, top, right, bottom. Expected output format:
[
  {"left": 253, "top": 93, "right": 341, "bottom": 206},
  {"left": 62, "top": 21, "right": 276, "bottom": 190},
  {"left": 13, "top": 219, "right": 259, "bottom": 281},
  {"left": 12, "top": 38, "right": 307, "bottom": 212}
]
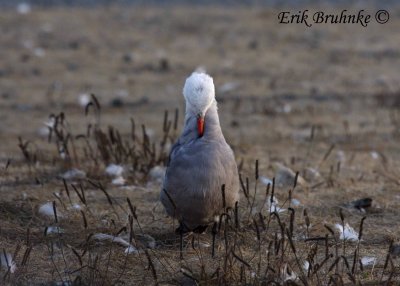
[{"left": 1, "top": 4, "right": 400, "bottom": 285}]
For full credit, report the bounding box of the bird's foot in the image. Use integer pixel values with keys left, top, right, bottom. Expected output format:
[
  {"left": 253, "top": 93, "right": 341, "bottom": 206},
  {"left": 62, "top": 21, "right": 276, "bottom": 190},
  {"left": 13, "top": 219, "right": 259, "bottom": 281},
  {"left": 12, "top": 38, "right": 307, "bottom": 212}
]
[
  {"left": 192, "top": 225, "right": 209, "bottom": 234},
  {"left": 175, "top": 223, "right": 208, "bottom": 235},
  {"left": 175, "top": 222, "right": 191, "bottom": 235}
]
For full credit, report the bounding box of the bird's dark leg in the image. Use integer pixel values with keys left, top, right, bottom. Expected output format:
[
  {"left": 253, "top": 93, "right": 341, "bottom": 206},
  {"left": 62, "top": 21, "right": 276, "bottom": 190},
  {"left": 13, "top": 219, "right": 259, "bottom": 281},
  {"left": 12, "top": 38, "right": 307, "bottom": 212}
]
[
  {"left": 178, "top": 221, "right": 184, "bottom": 260},
  {"left": 212, "top": 222, "right": 218, "bottom": 258},
  {"left": 176, "top": 221, "right": 192, "bottom": 259},
  {"left": 192, "top": 225, "right": 208, "bottom": 234},
  {"left": 175, "top": 221, "right": 190, "bottom": 234}
]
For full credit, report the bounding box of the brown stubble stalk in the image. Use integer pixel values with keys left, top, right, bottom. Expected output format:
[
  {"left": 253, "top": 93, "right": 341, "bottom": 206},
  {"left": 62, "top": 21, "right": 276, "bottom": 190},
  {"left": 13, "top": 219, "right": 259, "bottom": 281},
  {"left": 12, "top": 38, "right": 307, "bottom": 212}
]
[
  {"left": 351, "top": 216, "right": 366, "bottom": 278},
  {"left": 71, "top": 183, "right": 87, "bottom": 206},
  {"left": 285, "top": 228, "right": 308, "bottom": 286},
  {"left": 211, "top": 222, "right": 218, "bottom": 258},
  {"left": 114, "top": 219, "right": 134, "bottom": 284},
  {"left": 304, "top": 125, "right": 316, "bottom": 170},
  {"left": 339, "top": 208, "right": 346, "bottom": 277},
  {"left": 248, "top": 160, "right": 259, "bottom": 221},
  {"left": 379, "top": 239, "right": 393, "bottom": 283},
  {"left": 239, "top": 174, "right": 250, "bottom": 207},
  {"left": 43, "top": 231, "right": 65, "bottom": 283},
  {"left": 87, "top": 179, "right": 125, "bottom": 219},
  {"left": 17, "top": 137, "right": 39, "bottom": 173},
  {"left": 62, "top": 179, "right": 73, "bottom": 205},
  {"left": 324, "top": 223, "right": 340, "bottom": 277}
]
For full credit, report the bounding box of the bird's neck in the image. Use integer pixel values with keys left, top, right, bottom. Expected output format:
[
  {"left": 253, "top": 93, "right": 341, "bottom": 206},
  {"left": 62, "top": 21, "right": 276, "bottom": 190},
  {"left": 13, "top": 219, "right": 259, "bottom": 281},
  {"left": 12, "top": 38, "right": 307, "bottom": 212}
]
[{"left": 182, "top": 101, "right": 223, "bottom": 142}]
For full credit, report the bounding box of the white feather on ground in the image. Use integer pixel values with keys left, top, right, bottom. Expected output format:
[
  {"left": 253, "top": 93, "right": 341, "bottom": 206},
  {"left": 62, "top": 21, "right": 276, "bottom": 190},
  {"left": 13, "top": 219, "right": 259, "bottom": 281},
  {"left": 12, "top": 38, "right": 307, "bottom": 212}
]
[
  {"left": 78, "top": 93, "right": 91, "bottom": 107},
  {"left": 38, "top": 202, "right": 62, "bottom": 219},
  {"left": 336, "top": 150, "right": 346, "bottom": 164},
  {"left": 303, "top": 167, "right": 321, "bottom": 182},
  {"left": 124, "top": 245, "right": 138, "bottom": 254},
  {"left": 60, "top": 169, "right": 86, "bottom": 180},
  {"left": 38, "top": 117, "right": 56, "bottom": 137},
  {"left": 34, "top": 48, "right": 45, "bottom": 58},
  {"left": 111, "top": 176, "right": 125, "bottom": 186},
  {"left": 45, "top": 226, "right": 64, "bottom": 235},
  {"left": 70, "top": 203, "right": 82, "bottom": 211},
  {"left": 148, "top": 165, "right": 166, "bottom": 184},
  {"left": 370, "top": 151, "right": 379, "bottom": 160},
  {"left": 0, "top": 252, "right": 16, "bottom": 273},
  {"left": 260, "top": 176, "right": 273, "bottom": 186},
  {"left": 105, "top": 164, "right": 124, "bottom": 177},
  {"left": 92, "top": 233, "right": 138, "bottom": 254},
  {"left": 335, "top": 223, "right": 359, "bottom": 241},
  {"left": 291, "top": 198, "right": 301, "bottom": 206},
  {"left": 273, "top": 163, "right": 308, "bottom": 189},
  {"left": 303, "top": 261, "right": 310, "bottom": 272},
  {"left": 281, "top": 263, "right": 297, "bottom": 282},
  {"left": 266, "top": 196, "right": 286, "bottom": 213},
  {"left": 361, "top": 256, "right": 377, "bottom": 266}
]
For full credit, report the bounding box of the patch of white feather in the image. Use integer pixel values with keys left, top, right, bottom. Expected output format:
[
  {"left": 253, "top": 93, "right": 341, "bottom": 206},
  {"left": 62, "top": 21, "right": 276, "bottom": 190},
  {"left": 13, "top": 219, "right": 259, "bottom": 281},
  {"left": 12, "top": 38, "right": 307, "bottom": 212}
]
[
  {"left": 361, "top": 256, "right": 377, "bottom": 266},
  {"left": 291, "top": 198, "right": 301, "bottom": 206},
  {"left": 112, "top": 176, "right": 125, "bottom": 186},
  {"left": 78, "top": 93, "right": 91, "bottom": 107},
  {"left": 0, "top": 252, "right": 16, "bottom": 273},
  {"left": 183, "top": 72, "right": 215, "bottom": 115},
  {"left": 303, "top": 261, "right": 310, "bottom": 272},
  {"left": 71, "top": 203, "right": 82, "bottom": 211},
  {"left": 60, "top": 169, "right": 86, "bottom": 180},
  {"left": 39, "top": 202, "right": 62, "bottom": 218},
  {"left": 266, "top": 196, "right": 286, "bottom": 213},
  {"left": 148, "top": 165, "right": 166, "bottom": 184},
  {"left": 46, "top": 226, "right": 64, "bottom": 235},
  {"left": 260, "top": 176, "right": 273, "bottom": 186},
  {"left": 335, "top": 223, "right": 359, "bottom": 241},
  {"left": 124, "top": 245, "right": 138, "bottom": 254},
  {"left": 105, "top": 164, "right": 124, "bottom": 177},
  {"left": 281, "top": 263, "right": 297, "bottom": 282},
  {"left": 38, "top": 117, "right": 56, "bottom": 137},
  {"left": 370, "top": 151, "right": 379, "bottom": 160},
  {"left": 92, "top": 233, "right": 130, "bottom": 247},
  {"left": 92, "top": 233, "right": 138, "bottom": 254},
  {"left": 105, "top": 164, "right": 126, "bottom": 186}
]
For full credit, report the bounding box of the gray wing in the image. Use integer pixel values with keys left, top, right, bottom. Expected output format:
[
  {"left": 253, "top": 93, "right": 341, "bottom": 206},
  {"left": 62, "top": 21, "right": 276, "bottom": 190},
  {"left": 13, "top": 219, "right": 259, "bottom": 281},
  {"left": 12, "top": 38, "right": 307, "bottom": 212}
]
[
  {"left": 166, "top": 141, "right": 181, "bottom": 167},
  {"left": 161, "top": 139, "right": 239, "bottom": 228}
]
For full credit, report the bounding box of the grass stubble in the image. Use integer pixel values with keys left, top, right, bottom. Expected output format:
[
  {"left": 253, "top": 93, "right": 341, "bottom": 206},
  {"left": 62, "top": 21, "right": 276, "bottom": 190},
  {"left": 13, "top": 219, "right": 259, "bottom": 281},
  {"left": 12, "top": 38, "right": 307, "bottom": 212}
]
[{"left": 0, "top": 96, "right": 399, "bottom": 285}]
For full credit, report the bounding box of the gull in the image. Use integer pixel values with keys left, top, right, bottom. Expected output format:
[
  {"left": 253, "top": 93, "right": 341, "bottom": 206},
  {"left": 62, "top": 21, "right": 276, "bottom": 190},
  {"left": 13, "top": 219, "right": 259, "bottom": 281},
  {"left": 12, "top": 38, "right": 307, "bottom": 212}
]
[{"left": 161, "top": 72, "right": 239, "bottom": 233}]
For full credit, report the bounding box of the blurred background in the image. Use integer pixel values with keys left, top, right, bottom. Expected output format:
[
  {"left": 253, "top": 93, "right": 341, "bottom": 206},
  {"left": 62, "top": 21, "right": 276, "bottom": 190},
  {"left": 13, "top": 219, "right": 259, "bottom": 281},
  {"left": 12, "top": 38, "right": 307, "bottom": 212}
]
[{"left": 0, "top": 0, "right": 400, "bottom": 166}]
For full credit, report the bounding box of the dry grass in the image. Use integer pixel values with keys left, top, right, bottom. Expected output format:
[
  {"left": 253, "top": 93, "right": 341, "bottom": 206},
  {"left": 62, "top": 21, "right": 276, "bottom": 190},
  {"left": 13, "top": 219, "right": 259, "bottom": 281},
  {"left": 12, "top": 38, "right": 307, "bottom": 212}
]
[
  {"left": 1, "top": 95, "right": 400, "bottom": 285},
  {"left": 1, "top": 4, "right": 400, "bottom": 285}
]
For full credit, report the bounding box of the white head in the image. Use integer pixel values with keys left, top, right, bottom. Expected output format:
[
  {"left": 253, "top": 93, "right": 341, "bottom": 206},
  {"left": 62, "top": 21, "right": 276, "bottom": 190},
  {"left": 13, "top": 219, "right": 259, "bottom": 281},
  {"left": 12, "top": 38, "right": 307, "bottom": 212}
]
[
  {"left": 183, "top": 72, "right": 216, "bottom": 137},
  {"left": 183, "top": 72, "right": 215, "bottom": 117}
]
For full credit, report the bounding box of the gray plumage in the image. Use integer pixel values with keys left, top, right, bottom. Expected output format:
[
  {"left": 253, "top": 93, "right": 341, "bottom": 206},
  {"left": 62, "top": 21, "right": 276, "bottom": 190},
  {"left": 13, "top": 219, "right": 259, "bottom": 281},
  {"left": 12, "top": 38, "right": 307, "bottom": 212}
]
[{"left": 160, "top": 73, "right": 239, "bottom": 230}]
